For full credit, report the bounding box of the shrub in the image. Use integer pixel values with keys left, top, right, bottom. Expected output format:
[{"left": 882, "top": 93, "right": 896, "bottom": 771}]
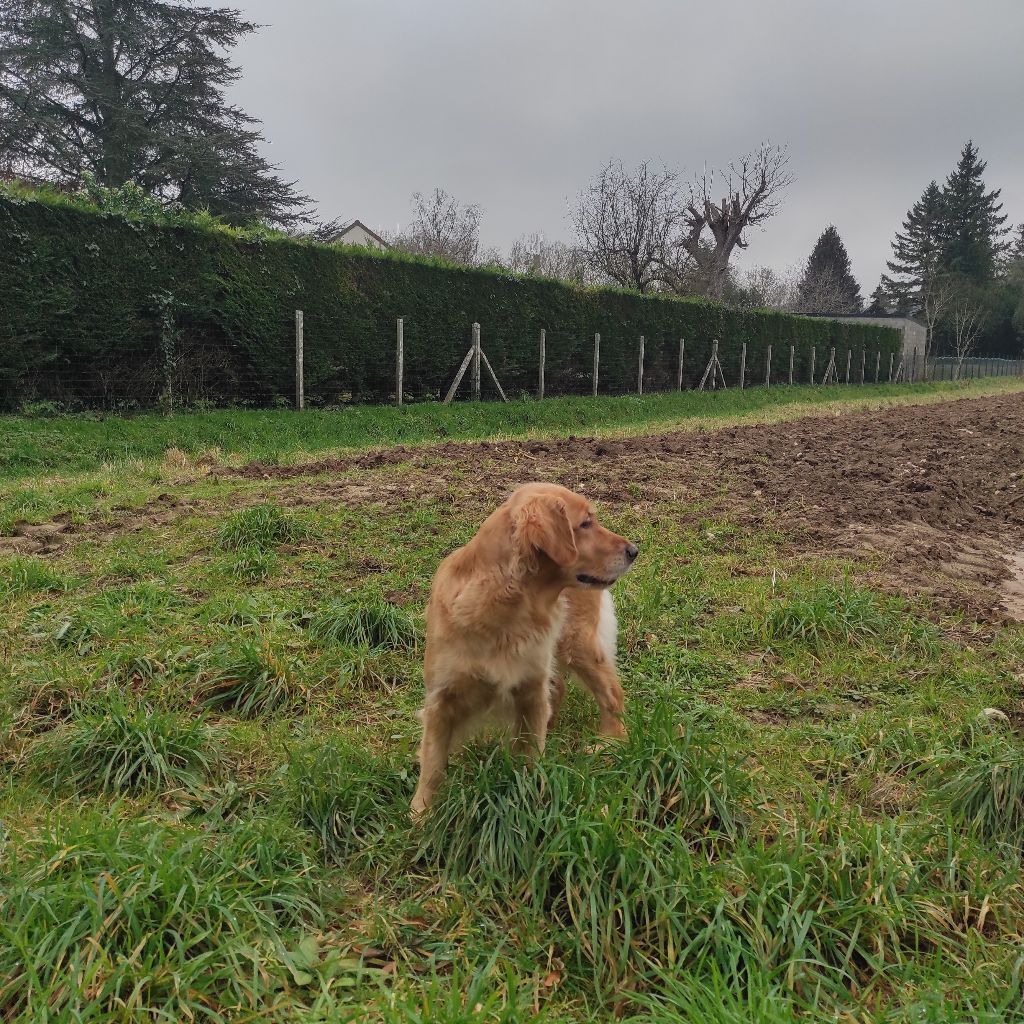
[{"left": 0, "top": 190, "right": 900, "bottom": 410}]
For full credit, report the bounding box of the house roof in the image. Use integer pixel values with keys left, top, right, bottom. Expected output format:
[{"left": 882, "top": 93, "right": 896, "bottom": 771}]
[{"left": 333, "top": 219, "right": 389, "bottom": 248}]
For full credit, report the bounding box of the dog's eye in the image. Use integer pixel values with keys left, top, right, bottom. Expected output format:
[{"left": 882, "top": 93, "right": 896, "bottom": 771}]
[{"left": 579, "top": 519, "right": 593, "bottom": 530}]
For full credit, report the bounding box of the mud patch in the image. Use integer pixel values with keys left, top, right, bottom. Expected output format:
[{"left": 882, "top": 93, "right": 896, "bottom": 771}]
[{"left": 999, "top": 552, "right": 1024, "bottom": 621}]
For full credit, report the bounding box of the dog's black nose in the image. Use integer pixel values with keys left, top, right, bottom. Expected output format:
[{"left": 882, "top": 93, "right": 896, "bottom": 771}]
[{"left": 625, "top": 542, "right": 639, "bottom": 563}]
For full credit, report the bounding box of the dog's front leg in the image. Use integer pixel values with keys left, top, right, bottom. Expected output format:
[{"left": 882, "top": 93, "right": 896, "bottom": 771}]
[{"left": 511, "top": 676, "right": 551, "bottom": 759}]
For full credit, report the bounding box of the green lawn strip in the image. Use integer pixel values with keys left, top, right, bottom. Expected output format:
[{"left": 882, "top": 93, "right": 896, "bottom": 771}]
[{"left": 2, "top": 377, "right": 1021, "bottom": 483}]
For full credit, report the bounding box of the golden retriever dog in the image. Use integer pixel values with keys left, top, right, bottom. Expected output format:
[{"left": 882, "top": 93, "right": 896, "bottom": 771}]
[{"left": 410, "top": 482, "right": 639, "bottom": 816}]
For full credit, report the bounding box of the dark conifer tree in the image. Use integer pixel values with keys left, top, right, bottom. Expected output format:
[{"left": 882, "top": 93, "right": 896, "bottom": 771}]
[
  {"left": 796, "top": 225, "right": 862, "bottom": 313},
  {"left": 882, "top": 180, "right": 945, "bottom": 315},
  {"left": 0, "top": 0, "right": 307, "bottom": 225},
  {"left": 939, "top": 141, "right": 1008, "bottom": 282}
]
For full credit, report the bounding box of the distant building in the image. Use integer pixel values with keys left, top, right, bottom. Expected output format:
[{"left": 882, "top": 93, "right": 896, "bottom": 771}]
[
  {"left": 327, "top": 219, "right": 389, "bottom": 251},
  {"left": 811, "top": 314, "right": 926, "bottom": 367}
]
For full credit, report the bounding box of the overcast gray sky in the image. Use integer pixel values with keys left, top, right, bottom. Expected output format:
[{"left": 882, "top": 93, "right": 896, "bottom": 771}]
[{"left": 229, "top": 0, "right": 1024, "bottom": 292}]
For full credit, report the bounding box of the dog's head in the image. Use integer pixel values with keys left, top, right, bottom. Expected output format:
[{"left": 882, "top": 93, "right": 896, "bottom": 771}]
[{"left": 507, "top": 482, "right": 638, "bottom": 589}]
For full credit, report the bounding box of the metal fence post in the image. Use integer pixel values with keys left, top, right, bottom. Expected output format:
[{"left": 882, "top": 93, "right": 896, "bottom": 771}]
[
  {"left": 395, "top": 317, "right": 404, "bottom": 407},
  {"left": 471, "top": 322, "right": 481, "bottom": 401},
  {"left": 294, "top": 310, "right": 304, "bottom": 410},
  {"left": 538, "top": 329, "right": 545, "bottom": 400}
]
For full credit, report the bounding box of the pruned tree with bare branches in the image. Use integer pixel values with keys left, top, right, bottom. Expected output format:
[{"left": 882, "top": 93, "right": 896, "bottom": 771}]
[
  {"left": 681, "top": 144, "right": 793, "bottom": 299},
  {"left": 389, "top": 188, "right": 483, "bottom": 265},
  {"left": 571, "top": 160, "right": 686, "bottom": 293}
]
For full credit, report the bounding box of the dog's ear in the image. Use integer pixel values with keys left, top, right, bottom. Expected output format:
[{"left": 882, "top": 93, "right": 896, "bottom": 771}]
[{"left": 517, "top": 494, "right": 577, "bottom": 567}]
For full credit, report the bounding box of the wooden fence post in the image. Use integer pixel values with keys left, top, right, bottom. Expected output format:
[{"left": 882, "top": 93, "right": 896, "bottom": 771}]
[
  {"left": 789, "top": 344, "right": 795, "bottom": 386},
  {"left": 592, "top": 333, "right": 600, "bottom": 397},
  {"left": 538, "top": 329, "right": 545, "bottom": 400},
  {"left": 810, "top": 345, "right": 816, "bottom": 384},
  {"left": 913, "top": 346, "right": 919, "bottom": 383},
  {"left": 845, "top": 348, "right": 852, "bottom": 385},
  {"left": 889, "top": 352, "right": 895, "bottom": 382},
  {"left": 395, "top": 317, "right": 404, "bottom": 407},
  {"left": 739, "top": 342, "right": 746, "bottom": 390},
  {"left": 766, "top": 345, "right": 772, "bottom": 389},
  {"left": 638, "top": 335, "right": 645, "bottom": 395},
  {"left": 860, "top": 348, "right": 866, "bottom": 385},
  {"left": 294, "top": 310, "right": 304, "bottom": 410},
  {"left": 471, "top": 322, "right": 481, "bottom": 401},
  {"left": 875, "top": 351, "right": 881, "bottom": 384},
  {"left": 677, "top": 338, "right": 685, "bottom": 390}
]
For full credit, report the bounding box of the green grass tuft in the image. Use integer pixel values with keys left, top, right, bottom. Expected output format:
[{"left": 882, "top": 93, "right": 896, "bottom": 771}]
[
  {"left": 764, "top": 578, "right": 938, "bottom": 654},
  {"left": 0, "top": 555, "right": 67, "bottom": 599},
  {"left": 32, "top": 695, "right": 213, "bottom": 793},
  {"left": 196, "top": 642, "right": 304, "bottom": 718},
  {"left": 305, "top": 598, "right": 420, "bottom": 651},
  {"left": 930, "top": 731, "right": 1024, "bottom": 847},
  {"left": 216, "top": 502, "right": 307, "bottom": 552},
  {"left": 290, "top": 739, "right": 413, "bottom": 868}
]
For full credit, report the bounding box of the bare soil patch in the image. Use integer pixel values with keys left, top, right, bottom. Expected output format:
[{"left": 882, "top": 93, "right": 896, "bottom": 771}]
[{"left": 222, "top": 392, "right": 1024, "bottom": 618}]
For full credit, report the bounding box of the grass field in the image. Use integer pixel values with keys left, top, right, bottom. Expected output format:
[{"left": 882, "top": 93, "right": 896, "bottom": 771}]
[{"left": 3, "top": 381, "right": 1024, "bottom": 1022}]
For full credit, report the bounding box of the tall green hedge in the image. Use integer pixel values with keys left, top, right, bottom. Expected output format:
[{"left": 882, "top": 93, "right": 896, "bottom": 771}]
[{"left": 0, "top": 193, "right": 901, "bottom": 409}]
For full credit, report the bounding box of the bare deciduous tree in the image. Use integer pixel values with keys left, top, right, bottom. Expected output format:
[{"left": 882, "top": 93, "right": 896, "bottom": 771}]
[
  {"left": 951, "top": 287, "right": 986, "bottom": 378},
  {"left": 681, "top": 144, "right": 793, "bottom": 299},
  {"left": 505, "top": 232, "right": 590, "bottom": 283},
  {"left": 737, "top": 264, "right": 799, "bottom": 310},
  {"left": 920, "top": 272, "right": 956, "bottom": 369},
  {"left": 571, "top": 160, "right": 687, "bottom": 293},
  {"left": 389, "top": 188, "right": 483, "bottom": 265}
]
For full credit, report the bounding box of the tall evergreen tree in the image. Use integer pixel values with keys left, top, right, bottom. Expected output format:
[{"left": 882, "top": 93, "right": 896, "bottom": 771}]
[
  {"left": 0, "top": 0, "right": 307, "bottom": 225},
  {"left": 796, "top": 225, "right": 862, "bottom": 313},
  {"left": 863, "top": 281, "right": 890, "bottom": 316},
  {"left": 939, "top": 141, "right": 1008, "bottom": 282},
  {"left": 882, "top": 180, "right": 945, "bottom": 315}
]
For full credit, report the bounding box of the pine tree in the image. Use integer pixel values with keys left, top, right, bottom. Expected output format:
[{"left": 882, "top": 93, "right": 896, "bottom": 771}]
[
  {"left": 0, "top": 0, "right": 307, "bottom": 225},
  {"left": 796, "top": 225, "right": 862, "bottom": 313},
  {"left": 1005, "top": 224, "right": 1024, "bottom": 268},
  {"left": 863, "top": 281, "right": 890, "bottom": 316},
  {"left": 939, "top": 141, "right": 1008, "bottom": 282},
  {"left": 881, "top": 180, "right": 945, "bottom": 315}
]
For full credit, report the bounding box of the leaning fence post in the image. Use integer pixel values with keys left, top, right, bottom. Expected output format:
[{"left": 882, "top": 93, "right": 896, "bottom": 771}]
[
  {"left": 395, "top": 318, "right": 404, "bottom": 407},
  {"left": 810, "top": 345, "right": 816, "bottom": 384},
  {"left": 592, "top": 333, "right": 600, "bottom": 396},
  {"left": 789, "top": 344, "right": 795, "bottom": 386},
  {"left": 294, "top": 310, "right": 304, "bottom": 410},
  {"left": 766, "top": 345, "right": 772, "bottom": 389},
  {"left": 677, "top": 338, "right": 685, "bottom": 390},
  {"left": 638, "top": 335, "right": 645, "bottom": 395},
  {"left": 538, "top": 329, "right": 545, "bottom": 400},
  {"left": 739, "top": 342, "right": 747, "bottom": 390}
]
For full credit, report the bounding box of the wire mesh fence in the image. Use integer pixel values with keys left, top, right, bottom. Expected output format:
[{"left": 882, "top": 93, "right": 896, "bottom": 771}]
[{"left": 5, "top": 311, "right": 1022, "bottom": 414}]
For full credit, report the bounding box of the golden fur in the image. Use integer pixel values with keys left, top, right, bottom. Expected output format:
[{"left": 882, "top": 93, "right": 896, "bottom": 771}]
[{"left": 411, "top": 482, "right": 639, "bottom": 815}]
